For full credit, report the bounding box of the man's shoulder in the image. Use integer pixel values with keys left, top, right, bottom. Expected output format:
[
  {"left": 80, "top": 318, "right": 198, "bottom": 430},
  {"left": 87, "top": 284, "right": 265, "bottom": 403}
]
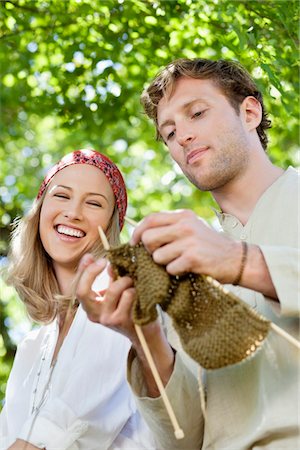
[
  {"left": 282, "top": 166, "right": 299, "bottom": 183},
  {"left": 269, "top": 166, "right": 299, "bottom": 199}
]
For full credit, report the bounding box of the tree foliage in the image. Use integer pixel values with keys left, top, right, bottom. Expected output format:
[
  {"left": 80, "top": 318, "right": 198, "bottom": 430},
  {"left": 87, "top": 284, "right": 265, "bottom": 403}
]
[{"left": 0, "top": 0, "right": 299, "bottom": 405}]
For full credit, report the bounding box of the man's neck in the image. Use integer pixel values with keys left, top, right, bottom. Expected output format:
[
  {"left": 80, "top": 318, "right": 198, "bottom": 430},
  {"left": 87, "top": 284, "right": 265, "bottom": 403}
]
[{"left": 212, "top": 155, "right": 284, "bottom": 225}]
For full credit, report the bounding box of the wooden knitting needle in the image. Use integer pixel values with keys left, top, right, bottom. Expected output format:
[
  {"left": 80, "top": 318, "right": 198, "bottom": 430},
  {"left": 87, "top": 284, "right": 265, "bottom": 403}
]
[
  {"left": 270, "top": 322, "right": 300, "bottom": 349},
  {"left": 124, "top": 215, "right": 139, "bottom": 227},
  {"left": 98, "top": 224, "right": 184, "bottom": 440}
]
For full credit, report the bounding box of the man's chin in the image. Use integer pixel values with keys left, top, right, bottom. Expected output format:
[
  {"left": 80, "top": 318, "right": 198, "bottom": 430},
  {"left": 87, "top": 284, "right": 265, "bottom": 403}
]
[{"left": 185, "top": 172, "right": 213, "bottom": 192}]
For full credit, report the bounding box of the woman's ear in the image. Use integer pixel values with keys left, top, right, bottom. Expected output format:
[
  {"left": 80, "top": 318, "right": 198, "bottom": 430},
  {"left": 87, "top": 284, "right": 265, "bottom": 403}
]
[{"left": 241, "top": 96, "right": 262, "bottom": 131}]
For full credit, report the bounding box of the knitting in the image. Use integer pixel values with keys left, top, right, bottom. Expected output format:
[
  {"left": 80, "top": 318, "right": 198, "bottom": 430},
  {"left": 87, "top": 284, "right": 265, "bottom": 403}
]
[{"left": 107, "top": 242, "right": 271, "bottom": 370}]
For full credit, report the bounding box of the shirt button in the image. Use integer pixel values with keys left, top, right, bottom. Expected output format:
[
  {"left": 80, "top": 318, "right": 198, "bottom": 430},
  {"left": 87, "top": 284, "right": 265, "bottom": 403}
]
[{"left": 240, "top": 233, "right": 247, "bottom": 240}]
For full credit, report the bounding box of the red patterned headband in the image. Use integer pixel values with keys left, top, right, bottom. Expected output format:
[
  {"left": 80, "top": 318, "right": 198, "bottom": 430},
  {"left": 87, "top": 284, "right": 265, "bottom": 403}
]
[{"left": 37, "top": 149, "right": 127, "bottom": 230}]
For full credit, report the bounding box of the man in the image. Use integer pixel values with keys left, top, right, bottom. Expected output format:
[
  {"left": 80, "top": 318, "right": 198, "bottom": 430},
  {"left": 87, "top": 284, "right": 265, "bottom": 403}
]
[{"left": 77, "top": 59, "right": 299, "bottom": 449}]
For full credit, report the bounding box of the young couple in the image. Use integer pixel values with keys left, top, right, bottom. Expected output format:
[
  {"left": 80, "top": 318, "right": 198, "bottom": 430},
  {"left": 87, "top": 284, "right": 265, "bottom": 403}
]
[{"left": 1, "top": 58, "right": 299, "bottom": 449}]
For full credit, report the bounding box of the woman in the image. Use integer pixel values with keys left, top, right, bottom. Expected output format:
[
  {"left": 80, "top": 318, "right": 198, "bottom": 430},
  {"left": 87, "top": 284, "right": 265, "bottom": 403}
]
[{"left": 0, "top": 149, "right": 156, "bottom": 450}]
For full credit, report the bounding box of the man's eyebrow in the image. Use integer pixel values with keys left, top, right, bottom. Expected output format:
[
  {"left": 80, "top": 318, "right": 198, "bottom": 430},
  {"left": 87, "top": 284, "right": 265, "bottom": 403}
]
[
  {"left": 159, "top": 99, "right": 207, "bottom": 131},
  {"left": 159, "top": 119, "right": 175, "bottom": 131}
]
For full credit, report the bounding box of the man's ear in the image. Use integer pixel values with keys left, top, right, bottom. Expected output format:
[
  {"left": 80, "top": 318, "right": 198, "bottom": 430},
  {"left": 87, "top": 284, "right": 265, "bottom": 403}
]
[{"left": 241, "top": 96, "right": 262, "bottom": 131}]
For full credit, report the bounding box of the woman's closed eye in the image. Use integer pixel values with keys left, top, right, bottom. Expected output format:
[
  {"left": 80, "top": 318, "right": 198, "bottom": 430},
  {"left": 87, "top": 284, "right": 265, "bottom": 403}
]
[
  {"left": 86, "top": 201, "right": 103, "bottom": 207},
  {"left": 54, "top": 193, "right": 69, "bottom": 199}
]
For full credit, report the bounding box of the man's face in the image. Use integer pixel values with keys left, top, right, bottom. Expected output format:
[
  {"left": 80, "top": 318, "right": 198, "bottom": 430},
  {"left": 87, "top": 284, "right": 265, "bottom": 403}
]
[{"left": 157, "top": 76, "right": 251, "bottom": 192}]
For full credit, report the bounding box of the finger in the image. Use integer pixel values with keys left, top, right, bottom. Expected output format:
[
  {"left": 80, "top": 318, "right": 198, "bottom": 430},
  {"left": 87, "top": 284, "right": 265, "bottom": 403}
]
[
  {"left": 116, "top": 287, "right": 136, "bottom": 315},
  {"left": 111, "top": 287, "right": 136, "bottom": 325},
  {"left": 101, "top": 276, "right": 134, "bottom": 314},
  {"left": 107, "top": 262, "right": 118, "bottom": 280},
  {"left": 96, "top": 288, "right": 107, "bottom": 298},
  {"left": 166, "top": 256, "right": 190, "bottom": 276},
  {"left": 76, "top": 259, "right": 107, "bottom": 302},
  {"left": 152, "top": 240, "right": 184, "bottom": 266},
  {"left": 72, "top": 254, "right": 96, "bottom": 300},
  {"left": 77, "top": 253, "right": 96, "bottom": 273},
  {"left": 141, "top": 223, "right": 184, "bottom": 254},
  {"left": 166, "top": 252, "right": 204, "bottom": 276},
  {"left": 130, "top": 211, "right": 184, "bottom": 245}
]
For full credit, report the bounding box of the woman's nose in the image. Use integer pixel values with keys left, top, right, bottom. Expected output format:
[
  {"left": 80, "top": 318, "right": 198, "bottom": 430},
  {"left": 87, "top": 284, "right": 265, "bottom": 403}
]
[{"left": 63, "top": 202, "right": 83, "bottom": 221}]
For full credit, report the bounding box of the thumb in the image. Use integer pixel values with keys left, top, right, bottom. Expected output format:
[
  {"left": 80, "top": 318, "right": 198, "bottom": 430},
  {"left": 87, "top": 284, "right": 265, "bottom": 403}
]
[{"left": 77, "top": 253, "right": 95, "bottom": 273}]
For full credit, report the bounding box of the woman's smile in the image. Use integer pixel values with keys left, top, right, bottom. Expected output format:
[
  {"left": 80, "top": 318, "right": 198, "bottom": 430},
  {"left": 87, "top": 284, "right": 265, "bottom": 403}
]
[{"left": 55, "top": 224, "right": 86, "bottom": 240}]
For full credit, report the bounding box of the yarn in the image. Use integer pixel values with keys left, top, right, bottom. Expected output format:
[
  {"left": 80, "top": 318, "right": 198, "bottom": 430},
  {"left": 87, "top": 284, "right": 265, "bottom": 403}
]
[{"left": 107, "top": 243, "right": 270, "bottom": 370}]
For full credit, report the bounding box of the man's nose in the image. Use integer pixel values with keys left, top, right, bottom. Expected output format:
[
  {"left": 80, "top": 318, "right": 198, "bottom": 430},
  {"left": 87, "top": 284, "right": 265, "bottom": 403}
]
[{"left": 176, "top": 127, "right": 195, "bottom": 147}]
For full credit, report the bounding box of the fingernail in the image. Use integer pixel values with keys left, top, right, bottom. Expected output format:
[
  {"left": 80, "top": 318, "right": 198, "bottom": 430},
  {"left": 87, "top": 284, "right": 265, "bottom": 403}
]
[
  {"left": 81, "top": 253, "right": 93, "bottom": 266},
  {"left": 96, "top": 258, "right": 106, "bottom": 266}
]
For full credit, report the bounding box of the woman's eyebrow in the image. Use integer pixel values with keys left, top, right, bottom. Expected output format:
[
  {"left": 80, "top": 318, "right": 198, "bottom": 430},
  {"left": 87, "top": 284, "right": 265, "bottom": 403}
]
[
  {"left": 49, "top": 184, "right": 71, "bottom": 193},
  {"left": 50, "top": 185, "right": 108, "bottom": 202},
  {"left": 86, "top": 192, "right": 108, "bottom": 202},
  {"left": 55, "top": 184, "right": 71, "bottom": 190}
]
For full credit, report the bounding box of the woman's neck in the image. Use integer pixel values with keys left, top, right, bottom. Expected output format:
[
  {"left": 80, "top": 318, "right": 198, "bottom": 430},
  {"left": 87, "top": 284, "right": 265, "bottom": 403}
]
[
  {"left": 51, "top": 263, "right": 78, "bottom": 365},
  {"left": 53, "top": 262, "right": 76, "bottom": 296}
]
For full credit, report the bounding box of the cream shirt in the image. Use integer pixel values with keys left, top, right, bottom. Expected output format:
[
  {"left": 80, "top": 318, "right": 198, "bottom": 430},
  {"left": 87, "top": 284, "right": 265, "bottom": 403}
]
[
  {"left": 0, "top": 304, "right": 156, "bottom": 449},
  {"left": 128, "top": 167, "right": 300, "bottom": 449}
]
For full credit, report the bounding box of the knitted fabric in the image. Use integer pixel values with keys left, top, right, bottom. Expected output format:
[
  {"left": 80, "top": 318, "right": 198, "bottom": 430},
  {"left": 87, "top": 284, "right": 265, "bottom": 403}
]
[{"left": 107, "top": 243, "right": 271, "bottom": 370}]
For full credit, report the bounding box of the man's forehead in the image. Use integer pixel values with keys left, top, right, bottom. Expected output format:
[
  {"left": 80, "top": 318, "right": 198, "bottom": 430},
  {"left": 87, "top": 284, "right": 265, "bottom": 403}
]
[
  {"left": 157, "top": 77, "right": 218, "bottom": 125},
  {"left": 160, "top": 77, "right": 221, "bottom": 104}
]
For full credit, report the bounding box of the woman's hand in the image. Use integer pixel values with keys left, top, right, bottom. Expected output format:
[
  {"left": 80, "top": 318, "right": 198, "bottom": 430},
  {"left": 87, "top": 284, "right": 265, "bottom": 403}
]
[
  {"left": 75, "top": 254, "right": 138, "bottom": 341},
  {"left": 76, "top": 254, "right": 175, "bottom": 395},
  {"left": 8, "top": 439, "right": 43, "bottom": 450}
]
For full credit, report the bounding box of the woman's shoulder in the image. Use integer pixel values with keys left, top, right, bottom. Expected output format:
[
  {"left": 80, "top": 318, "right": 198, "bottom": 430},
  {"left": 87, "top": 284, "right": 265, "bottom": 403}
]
[
  {"left": 17, "top": 321, "right": 54, "bottom": 353},
  {"left": 7, "top": 323, "right": 54, "bottom": 379}
]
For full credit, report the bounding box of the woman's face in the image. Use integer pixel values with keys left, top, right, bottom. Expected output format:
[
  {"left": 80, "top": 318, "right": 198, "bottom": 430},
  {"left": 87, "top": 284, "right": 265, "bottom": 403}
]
[{"left": 39, "top": 164, "right": 115, "bottom": 273}]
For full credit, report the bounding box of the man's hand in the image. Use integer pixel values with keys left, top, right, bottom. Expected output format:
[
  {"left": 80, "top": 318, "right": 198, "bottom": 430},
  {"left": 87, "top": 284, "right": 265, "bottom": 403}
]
[
  {"left": 131, "top": 210, "right": 277, "bottom": 298},
  {"left": 131, "top": 210, "right": 240, "bottom": 284}
]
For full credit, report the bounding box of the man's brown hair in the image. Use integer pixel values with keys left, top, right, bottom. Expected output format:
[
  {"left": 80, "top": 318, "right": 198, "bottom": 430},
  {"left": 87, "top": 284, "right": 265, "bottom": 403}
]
[{"left": 141, "top": 58, "right": 271, "bottom": 150}]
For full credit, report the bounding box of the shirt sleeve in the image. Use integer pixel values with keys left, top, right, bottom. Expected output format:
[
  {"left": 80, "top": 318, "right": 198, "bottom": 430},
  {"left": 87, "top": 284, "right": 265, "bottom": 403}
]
[
  {"left": 0, "top": 404, "right": 9, "bottom": 450},
  {"left": 259, "top": 245, "right": 300, "bottom": 316},
  {"left": 127, "top": 348, "right": 204, "bottom": 450}
]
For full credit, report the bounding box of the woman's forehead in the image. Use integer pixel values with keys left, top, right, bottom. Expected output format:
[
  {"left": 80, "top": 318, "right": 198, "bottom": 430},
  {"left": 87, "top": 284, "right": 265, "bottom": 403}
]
[{"left": 48, "top": 164, "right": 114, "bottom": 196}]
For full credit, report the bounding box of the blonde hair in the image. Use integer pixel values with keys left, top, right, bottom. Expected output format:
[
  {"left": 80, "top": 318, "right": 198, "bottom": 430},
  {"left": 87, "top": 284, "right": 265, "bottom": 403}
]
[{"left": 4, "top": 193, "right": 120, "bottom": 324}]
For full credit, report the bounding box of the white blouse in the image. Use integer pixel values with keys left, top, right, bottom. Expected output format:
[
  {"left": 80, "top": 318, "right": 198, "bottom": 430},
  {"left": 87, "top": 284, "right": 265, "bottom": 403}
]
[{"left": 0, "top": 289, "right": 156, "bottom": 450}]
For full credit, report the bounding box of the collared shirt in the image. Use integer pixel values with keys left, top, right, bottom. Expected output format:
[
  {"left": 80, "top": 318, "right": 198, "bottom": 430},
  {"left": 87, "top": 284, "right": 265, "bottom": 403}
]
[
  {"left": 0, "top": 302, "right": 156, "bottom": 449},
  {"left": 128, "top": 167, "right": 300, "bottom": 450}
]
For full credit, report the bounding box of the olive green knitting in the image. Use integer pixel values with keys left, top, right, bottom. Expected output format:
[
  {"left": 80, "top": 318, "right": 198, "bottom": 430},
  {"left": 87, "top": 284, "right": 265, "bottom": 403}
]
[{"left": 107, "top": 243, "right": 270, "bottom": 370}]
